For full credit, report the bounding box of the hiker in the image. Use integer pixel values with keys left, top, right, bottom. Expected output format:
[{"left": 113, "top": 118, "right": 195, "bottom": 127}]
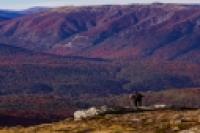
[{"left": 129, "top": 91, "right": 144, "bottom": 108}]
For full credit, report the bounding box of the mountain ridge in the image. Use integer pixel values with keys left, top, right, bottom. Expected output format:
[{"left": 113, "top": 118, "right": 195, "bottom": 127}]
[{"left": 0, "top": 4, "right": 199, "bottom": 63}]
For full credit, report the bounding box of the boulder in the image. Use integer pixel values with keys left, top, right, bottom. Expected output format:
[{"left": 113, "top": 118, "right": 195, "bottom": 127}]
[
  {"left": 74, "top": 106, "right": 112, "bottom": 121},
  {"left": 74, "top": 107, "right": 100, "bottom": 121}
]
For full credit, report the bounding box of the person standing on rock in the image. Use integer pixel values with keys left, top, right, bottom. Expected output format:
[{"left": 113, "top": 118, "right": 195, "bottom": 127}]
[{"left": 129, "top": 91, "right": 144, "bottom": 108}]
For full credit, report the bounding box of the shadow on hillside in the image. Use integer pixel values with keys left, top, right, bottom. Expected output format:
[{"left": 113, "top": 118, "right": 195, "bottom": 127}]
[{"left": 0, "top": 114, "right": 64, "bottom": 127}]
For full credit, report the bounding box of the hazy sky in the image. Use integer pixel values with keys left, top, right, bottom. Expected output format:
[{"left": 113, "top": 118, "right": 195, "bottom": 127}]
[{"left": 1, "top": 0, "right": 200, "bottom": 10}]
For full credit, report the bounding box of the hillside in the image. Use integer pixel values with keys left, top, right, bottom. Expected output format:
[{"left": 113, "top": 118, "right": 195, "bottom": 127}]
[
  {"left": 0, "top": 88, "right": 199, "bottom": 127},
  {"left": 0, "top": 4, "right": 199, "bottom": 97},
  {"left": 0, "top": 43, "right": 33, "bottom": 56},
  {"left": 0, "top": 4, "right": 199, "bottom": 62},
  {"left": 0, "top": 3, "right": 199, "bottom": 127},
  {"left": 1, "top": 109, "right": 199, "bottom": 133}
]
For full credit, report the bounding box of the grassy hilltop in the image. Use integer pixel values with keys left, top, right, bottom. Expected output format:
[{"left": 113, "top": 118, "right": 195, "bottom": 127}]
[{"left": 0, "top": 109, "right": 199, "bottom": 133}]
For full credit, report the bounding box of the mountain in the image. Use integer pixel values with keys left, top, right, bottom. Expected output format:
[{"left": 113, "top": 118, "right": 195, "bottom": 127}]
[
  {"left": 22, "top": 7, "right": 50, "bottom": 14},
  {"left": 0, "top": 4, "right": 199, "bottom": 63},
  {"left": 0, "top": 3, "right": 199, "bottom": 96},
  {"left": 0, "top": 7, "right": 50, "bottom": 21},
  {"left": 0, "top": 10, "right": 23, "bottom": 21},
  {"left": 0, "top": 4, "right": 199, "bottom": 125}
]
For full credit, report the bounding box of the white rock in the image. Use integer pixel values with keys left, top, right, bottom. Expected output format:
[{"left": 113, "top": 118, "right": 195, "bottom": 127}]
[
  {"left": 154, "top": 104, "right": 169, "bottom": 109},
  {"left": 73, "top": 106, "right": 115, "bottom": 121},
  {"left": 74, "top": 107, "right": 101, "bottom": 121}
]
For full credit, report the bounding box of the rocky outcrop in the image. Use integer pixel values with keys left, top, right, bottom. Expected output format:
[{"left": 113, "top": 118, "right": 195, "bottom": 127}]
[
  {"left": 74, "top": 105, "right": 173, "bottom": 120},
  {"left": 74, "top": 106, "right": 114, "bottom": 121},
  {"left": 74, "top": 107, "right": 100, "bottom": 121}
]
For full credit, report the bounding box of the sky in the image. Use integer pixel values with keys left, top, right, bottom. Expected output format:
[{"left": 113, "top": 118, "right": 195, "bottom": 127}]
[{"left": 1, "top": 0, "right": 200, "bottom": 10}]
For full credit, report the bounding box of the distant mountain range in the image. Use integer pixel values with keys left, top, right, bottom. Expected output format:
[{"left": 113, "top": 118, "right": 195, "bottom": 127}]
[
  {"left": 0, "top": 7, "right": 50, "bottom": 21},
  {"left": 22, "top": 7, "right": 50, "bottom": 14},
  {"left": 0, "top": 4, "right": 199, "bottom": 63},
  {"left": 0, "top": 10, "right": 23, "bottom": 21},
  {"left": 0, "top": 4, "right": 199, "bottom": 92}
]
